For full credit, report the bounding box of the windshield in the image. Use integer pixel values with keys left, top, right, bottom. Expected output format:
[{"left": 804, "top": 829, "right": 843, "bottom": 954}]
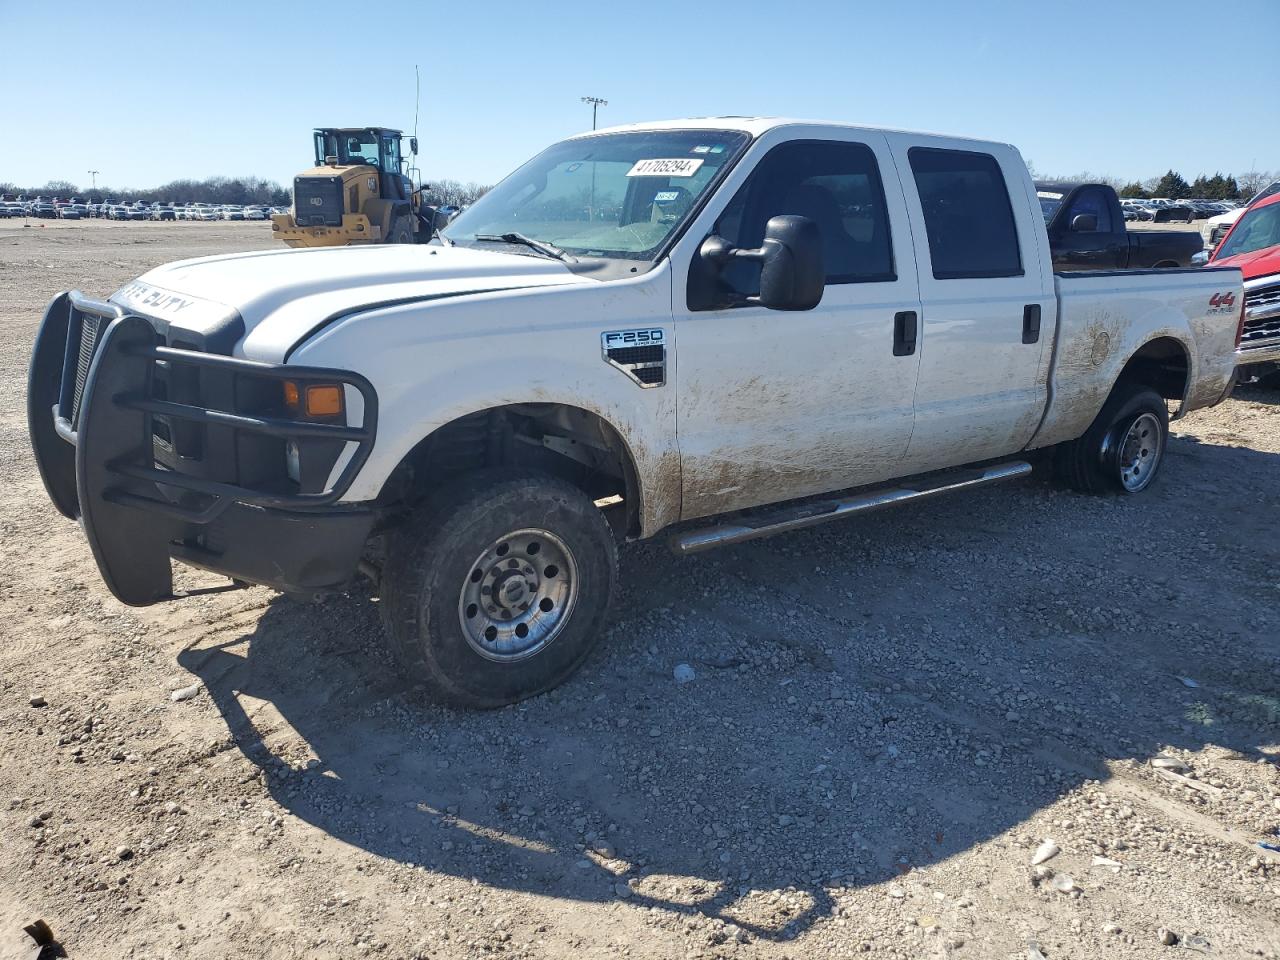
[
  {"left": 1216, "top": 203, "right": 1280, "bottom": 259},
  {"left": 314, "top": 130, "right": 380, "bottom": 168},
  {"left": 444, "top": 129, "right": 751, "bottom": 276},
  {"left": 1038, "top": 196, "right": 1062, "bottom": 223}
]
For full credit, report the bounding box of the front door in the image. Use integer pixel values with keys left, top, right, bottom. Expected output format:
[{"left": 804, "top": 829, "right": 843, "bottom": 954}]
[
  {"left": 671, "top": 131, "right": 922, "bottom": 521},
  {"left": 1047, "top": 185, "right": 1126, "bottom": 270}
]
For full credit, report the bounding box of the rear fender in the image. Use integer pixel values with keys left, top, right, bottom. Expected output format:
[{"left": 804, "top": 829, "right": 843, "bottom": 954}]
[{"left": 1032, "top": 302, "right": 1194, "bottom": 449}]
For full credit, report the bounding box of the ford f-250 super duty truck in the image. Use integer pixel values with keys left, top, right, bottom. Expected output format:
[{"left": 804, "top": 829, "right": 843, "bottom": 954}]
[{"left": 28, "top": 118, "right": 1244, "bottom": 707}]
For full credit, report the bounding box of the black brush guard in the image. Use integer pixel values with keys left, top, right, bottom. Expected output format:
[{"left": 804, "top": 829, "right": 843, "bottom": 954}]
[{"left": 28, "top": 291, "right": 378, "bottom": 606}]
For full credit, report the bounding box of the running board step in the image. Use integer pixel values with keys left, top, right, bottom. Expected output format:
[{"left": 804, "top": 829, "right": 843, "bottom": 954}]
[{"left": 670, "top": 461, "right": 1033, "bottom": 555}]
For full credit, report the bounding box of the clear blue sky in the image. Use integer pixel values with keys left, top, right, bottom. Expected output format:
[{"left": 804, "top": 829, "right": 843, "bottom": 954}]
[{"left": 2, "top": 0, "right": 1276, "bottom": 192}]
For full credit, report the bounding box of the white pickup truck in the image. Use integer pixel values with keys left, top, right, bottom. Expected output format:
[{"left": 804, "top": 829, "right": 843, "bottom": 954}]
[{"left": 29, "top": 118, "right": 1243, "bottom": 706}]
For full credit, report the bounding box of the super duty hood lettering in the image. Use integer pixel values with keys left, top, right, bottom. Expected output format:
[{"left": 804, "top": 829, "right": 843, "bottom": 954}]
[
  {"left": 109, "top": 245, "right": 588, "bottom": 362},
  {"left": 111, "top": 280, "right": 241, "bottom": 335}
]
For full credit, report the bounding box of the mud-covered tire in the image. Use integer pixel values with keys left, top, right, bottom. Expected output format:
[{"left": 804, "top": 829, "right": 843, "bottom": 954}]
[
  {"left": 380, "top": 470, "right": 617, "bottom": 708},
  {"left": 1055, "top": 384, "right": 1169, "bottom": 495},
  {"left": 386, "top": 215, "right": 415, "bottom": 244}
]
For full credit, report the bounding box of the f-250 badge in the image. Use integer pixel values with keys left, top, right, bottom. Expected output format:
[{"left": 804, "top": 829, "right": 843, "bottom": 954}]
[{"left": 601, "top": 329, "right": 666, "bottom": 388}]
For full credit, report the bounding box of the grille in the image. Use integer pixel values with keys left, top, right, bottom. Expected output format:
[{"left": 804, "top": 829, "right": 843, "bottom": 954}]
[
  {"left": 70, "top": 313, "right": 102, "bottom": 427},
  {"left": 632, "top": 365, "right": 665, "bottom": 385},
  {"left": 606, "top": 345, "right": 664, "bottom": 365},
  {"left": 603, "top": 341, "right": 666, "bottom": 388},
  {"left": 293, "top": 176, "right": 344, "bottom": 227},
  {"left": 1242, "top": 282, "right": 1280, "bottom": 347}
]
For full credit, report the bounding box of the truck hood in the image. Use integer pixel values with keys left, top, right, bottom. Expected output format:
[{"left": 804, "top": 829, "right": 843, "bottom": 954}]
[
  {"left": 1212, "top": 243, "right": 1280, "bottom": 281},
  {"left": 1206, "top": 209, "right": 1241, "bottom": 228},
  {"left": 108, "top": 243, "right": 588, "bottom": 362}
]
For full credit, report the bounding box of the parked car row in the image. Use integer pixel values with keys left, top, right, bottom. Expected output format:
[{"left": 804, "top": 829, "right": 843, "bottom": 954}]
[
  {"left": 1117, "top": 197, "right": 1241, "bottom": 223},
  {"left": 0, "top": 194, "right": 284, "bottom": 222},
  {"left": 1201, "top": 179, "right": 1280, "bottom": 247}
]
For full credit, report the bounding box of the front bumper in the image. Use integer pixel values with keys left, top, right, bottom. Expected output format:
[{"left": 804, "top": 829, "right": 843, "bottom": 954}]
[
  {"left": 28, "top": 291, "right": 379, "bottom": 605},
  {"left": 270, "top": 212, "right": 379, "bottom": 247},
  {"left": 1237, "top": 340, "right": 1280, "bottom": 368}
]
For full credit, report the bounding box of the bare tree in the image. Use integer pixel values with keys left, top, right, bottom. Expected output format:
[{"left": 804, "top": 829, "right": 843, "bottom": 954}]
[
  {"left": 422, "top": 179, "right": 491, "bottom": 208},
  {"left": 1, "top": 176, "right": 290, "bottom": 205},
  {"left": 1237, "top": 169, "right": 1278, "bottom": 199}
]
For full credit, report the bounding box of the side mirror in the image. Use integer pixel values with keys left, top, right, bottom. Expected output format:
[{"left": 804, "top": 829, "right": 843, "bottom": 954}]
[
  {"left": 410, "top": 137, "right": 418, "bottom": 155},
  {"left": 697, "top": 215, "right": 825, "bottom": 311},
  {"left": 1190, "top": 250, "right": 1210, "bottom": 267},
  {"left": 1070, "top": 213, "right": 1098, "bottom": 232}
]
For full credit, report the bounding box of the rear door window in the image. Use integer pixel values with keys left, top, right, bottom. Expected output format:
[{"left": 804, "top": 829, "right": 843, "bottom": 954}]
[{"left": 908, "top": 148, "right": 1023, "bottom": 279}]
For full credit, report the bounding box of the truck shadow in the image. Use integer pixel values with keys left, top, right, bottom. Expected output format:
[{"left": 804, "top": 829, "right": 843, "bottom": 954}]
[
  {"left": 1232, "top": 382, "right": 1280, "bottom": 406},
  {"left": 177, "top": 431, "right": 1279, "bottom": 943}
]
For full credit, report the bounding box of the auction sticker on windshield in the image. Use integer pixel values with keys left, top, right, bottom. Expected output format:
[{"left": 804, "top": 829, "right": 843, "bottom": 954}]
[{"left": 627, "top": 158, "right": 704, "bottom": 178}]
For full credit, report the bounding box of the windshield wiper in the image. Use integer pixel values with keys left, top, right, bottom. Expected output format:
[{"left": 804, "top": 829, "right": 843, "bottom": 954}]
[{"left": 473, "top": 232, "right": 571, "bottom": 262}]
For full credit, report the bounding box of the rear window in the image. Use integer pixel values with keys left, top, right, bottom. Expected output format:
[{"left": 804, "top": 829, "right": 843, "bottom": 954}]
[{"left": 909, "top": 148, "right": 1023, "bottom": 280}]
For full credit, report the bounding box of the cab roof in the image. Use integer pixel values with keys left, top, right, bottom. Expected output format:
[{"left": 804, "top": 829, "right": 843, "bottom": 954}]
[
  {"left": 313, "top": 127, "right": 403, "bottom": 136},
  {"left": 574, "top": 116, "right": 1013, "bottom": 150}
]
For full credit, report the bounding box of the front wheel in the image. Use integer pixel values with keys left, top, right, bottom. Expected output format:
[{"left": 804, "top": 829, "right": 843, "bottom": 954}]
[
  {"left": 385, "top": 215, "right": 415, "bottom": 244},
  {"left": 380, "top": 470, "right": 618, "bottom": 708},
  {"left": 1055, "top": 384, "right": 1169, "bottom": 495}
]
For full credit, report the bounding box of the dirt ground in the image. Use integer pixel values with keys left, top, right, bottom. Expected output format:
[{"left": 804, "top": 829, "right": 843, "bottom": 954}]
[{"left": 1, "top": 220, "right": 1277, "bottom": 960}]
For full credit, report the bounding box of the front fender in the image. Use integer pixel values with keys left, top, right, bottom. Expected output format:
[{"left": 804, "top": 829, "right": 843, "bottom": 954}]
[{"left": 289, "top": 273, "right": 680, "bottom": 536}]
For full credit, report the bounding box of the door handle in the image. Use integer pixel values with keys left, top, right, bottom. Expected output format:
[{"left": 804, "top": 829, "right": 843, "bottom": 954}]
[
  {"left": 893, "top": 311, "right": 917, "bottom": 356},
  {"left": 1022, "top": 304, "right": 1041, "bottom": 344}
]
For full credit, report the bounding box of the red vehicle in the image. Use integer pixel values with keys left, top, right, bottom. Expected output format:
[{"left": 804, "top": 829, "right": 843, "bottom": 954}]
[{"left": 1207, "top": 193, "right": 1280, "bottom": 386}]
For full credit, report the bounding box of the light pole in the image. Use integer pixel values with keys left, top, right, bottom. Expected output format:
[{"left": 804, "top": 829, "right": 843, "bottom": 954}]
[
  {"left": 580, "top": 95, "right": 607, "bottom": 130},
  {"left": 580, "top": 97, "right": 607, "bottom": 220},
  {"left": 87, "top": 170, "right": 99, "bottom": 193}
]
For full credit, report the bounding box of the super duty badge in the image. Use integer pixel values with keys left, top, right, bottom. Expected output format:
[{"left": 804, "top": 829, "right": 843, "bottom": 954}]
[{"left": 601, "top": 329, "right": 666, "bottom": 388}]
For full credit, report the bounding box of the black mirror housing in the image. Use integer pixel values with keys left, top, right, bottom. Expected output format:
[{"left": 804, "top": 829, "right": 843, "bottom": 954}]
[
  {"left": 758, "top": 215, "right": 824, "bottom": 311},
  {"left": 691, "top": 215, "right": 825, "bottom": 312},
  {"left": 1070, "top": 213, "right": 1098, "bottom": 232},
  {"left": 410, "top": 137, "right": 419, "bottom": 155}
]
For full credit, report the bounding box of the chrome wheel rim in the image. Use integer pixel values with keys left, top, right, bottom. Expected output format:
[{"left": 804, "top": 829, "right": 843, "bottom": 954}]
[
  {"left": 458, "top": 528, "right": 578, "bottom": 662},
  {"left": 1118, "top": 412, "right": 1163, "bottom": 492}
]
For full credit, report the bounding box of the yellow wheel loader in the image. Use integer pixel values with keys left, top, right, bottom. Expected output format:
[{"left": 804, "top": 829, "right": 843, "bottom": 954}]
[{"left": 271, "top": 127, "right": 442, "bottom": 248}]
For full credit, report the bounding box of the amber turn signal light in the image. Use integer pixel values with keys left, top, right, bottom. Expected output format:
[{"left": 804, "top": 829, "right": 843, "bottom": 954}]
[
  {"left": 304, "top": 384, "right": 343, "bottom": 417},
  {"left": 282, "top": 381, "right": 343, "bottom": 417}
]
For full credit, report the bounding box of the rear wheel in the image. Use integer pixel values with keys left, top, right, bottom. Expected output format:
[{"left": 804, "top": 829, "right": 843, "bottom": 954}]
[
  {"left": 381, "top": 470, "right": 617, "bottom": 708},
  {"left": 1055, "top": 384, "right": 1169, "bottom": 495}
]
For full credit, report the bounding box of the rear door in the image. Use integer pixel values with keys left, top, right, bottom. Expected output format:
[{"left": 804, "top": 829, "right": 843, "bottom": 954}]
[
  {"left": 885, "top": 137, "right": 1056, "bottom": 472},
  {"left": 670, "top": 128, "right": 922, "bottom": 520}
]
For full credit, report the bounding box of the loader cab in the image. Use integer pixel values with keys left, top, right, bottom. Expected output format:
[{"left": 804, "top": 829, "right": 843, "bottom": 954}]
[
  {"left": 313, "top": 127, "right": 404, "bottom": 176},
  {"left": 312, "top": 127, "right": 413, "bottom": 206}
]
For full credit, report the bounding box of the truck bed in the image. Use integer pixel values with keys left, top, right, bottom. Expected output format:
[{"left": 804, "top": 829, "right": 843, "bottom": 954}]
[{"left": 1032, "top": 266, "right": 1242, "bottom": 450}]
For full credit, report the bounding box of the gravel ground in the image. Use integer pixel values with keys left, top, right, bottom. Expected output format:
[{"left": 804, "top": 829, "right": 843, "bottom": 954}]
[{"left": 1, "top": 220, "right": 1278, "bottom": 960}]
